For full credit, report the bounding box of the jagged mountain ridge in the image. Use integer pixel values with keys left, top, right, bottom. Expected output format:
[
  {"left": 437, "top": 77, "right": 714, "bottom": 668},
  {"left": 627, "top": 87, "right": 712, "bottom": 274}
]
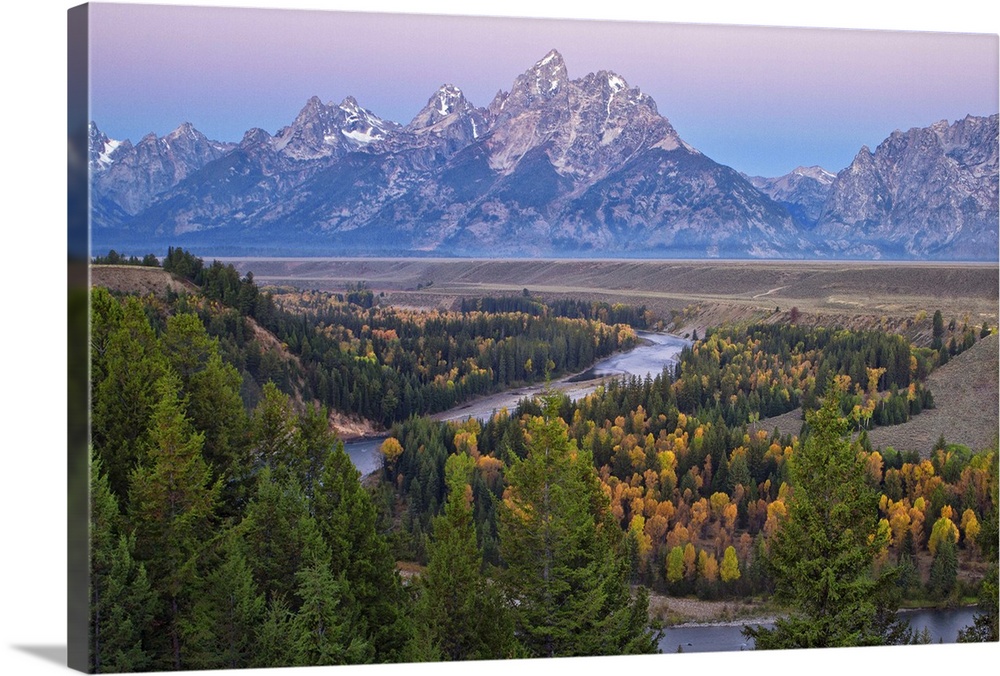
[
  {"left": 815, "top": 114, "right": 999, "bottom": 259},
  {"left": 89, "top": 51, "right": 998, "bottom": 260}
]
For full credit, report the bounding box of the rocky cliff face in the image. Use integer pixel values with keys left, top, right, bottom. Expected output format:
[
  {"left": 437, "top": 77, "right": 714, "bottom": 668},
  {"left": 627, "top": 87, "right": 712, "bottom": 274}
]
[
  {"left": 814, "top": 114, "right": 999, "bottom": 259},
  {"left": 89, "top": 54, "right": 998, "bottom": 260},
  {"left": 90, "top": 122, "right": 234, "bottom": 218}
]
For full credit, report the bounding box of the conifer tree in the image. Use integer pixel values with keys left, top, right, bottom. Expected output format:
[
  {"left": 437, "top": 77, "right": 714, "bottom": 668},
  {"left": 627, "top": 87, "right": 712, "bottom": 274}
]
[
  {"left": 498, "top": 396, "right": 659, "bottom": 658},
  {"left": 92, "top": 296, "right": 168, "bottom": 502},
  {"left": 236, "top": 467, "right": 326, "bottom": 609},
  {"left": 311, "top": 442, "right": 412, "bottom": 661},
  {"left": 290, "top": 551, "right": 372, "bottom": 666},
  {"left": 253, "top": 595, "right": 296, "bottom": 669},
  {"left": 932, "top": 310, "right": 945, "bottom": 350},
  {"left": 163, "top": 313, "right": 250, "bottom": 514},
  {"left": 89, "top": 454, "right": 154, "bottom": 673},
  {"left": 928, "top": 537, "right": 958, "bottom": 600},
  {"left": 248, "top": 381, "right": 302, "bottom": 472},
  {"left": 295, "top": 402, "right": 337, "bottom": 505},
  {"left": 128, "top": 373, "right": 220, "bottom": 670},
  {"left": 183, "top": 533, "right": 266, "bottom": 670},
  {"left": 412, "top": 453, "right": 517, "bottom": 660},
  {"left": 744, "top": 383, "right": 908, "bottom": 649}
]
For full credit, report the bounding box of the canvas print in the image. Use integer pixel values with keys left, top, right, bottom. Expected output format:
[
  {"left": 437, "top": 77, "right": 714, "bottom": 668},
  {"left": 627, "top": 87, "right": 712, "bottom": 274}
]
[{"left": 68, "top": 2, "right": 999, "bottom": 673}]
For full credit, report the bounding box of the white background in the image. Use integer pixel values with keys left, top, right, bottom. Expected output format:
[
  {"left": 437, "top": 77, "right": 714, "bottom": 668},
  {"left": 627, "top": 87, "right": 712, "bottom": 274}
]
[{"left": 1, "top": 1, "right": 997, "bottom": 675}]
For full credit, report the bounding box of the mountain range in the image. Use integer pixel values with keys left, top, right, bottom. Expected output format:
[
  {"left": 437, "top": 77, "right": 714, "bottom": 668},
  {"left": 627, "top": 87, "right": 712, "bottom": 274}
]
[{"left": 89, "top": 49, "right": 999, "bottom": 260}]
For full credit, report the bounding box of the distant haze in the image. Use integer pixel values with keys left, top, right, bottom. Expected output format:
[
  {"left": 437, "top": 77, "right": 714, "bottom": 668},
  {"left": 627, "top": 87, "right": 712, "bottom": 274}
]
[{"left": 88, "top": 3, "right": 998, "bottom": 177}]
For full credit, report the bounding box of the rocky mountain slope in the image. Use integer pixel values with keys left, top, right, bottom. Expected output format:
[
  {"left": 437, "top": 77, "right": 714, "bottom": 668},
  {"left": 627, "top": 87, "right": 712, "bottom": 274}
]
[
  {"left": 814, "top": 114, "right": 999, "bottom": 260},
  {"left": 747, "top": 166, "right": 836, "bottom": 228},
  {"left": 89, "top": 52, "right": 998, "bottom": 261}
]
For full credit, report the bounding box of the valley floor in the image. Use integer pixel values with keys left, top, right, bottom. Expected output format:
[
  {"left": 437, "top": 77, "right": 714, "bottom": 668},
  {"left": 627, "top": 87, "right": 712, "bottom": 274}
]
[{"left": 221, "top": 257, "right": 999, "bottom": 335}]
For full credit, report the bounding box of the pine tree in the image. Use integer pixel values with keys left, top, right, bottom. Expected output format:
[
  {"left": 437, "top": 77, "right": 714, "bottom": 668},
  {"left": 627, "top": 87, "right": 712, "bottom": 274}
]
[
  {"left": 89, "top": 454, "right": 154, "bottom": 673},
  {"left": 290, "top": 550, "right": 372, "bottom": 666},
  {"left": 253, "top": 595, "right": 296, "bottom": 669},
  {"left": 295, "top": 402, "right": 337, "bottom": 506},
  {"left": 249, "top": 381, "right": 302, "bottom": 472},
  {"left": 311, "top": 442, "right": 412, "bottom": 661},
  {"left": 92, "top": 296, "right": 168, "bottom": 502},
  {"left": 237, "top": 467, "right": 327, "bottom": 609},
  {"left": 412, "top": 453, "right": 516, "bottom": 660},
  {"left": 183, "top": 533, "right": 266, "bottom": 670},
  {"left": 928, "top": 537, "right": 958, "bottom": 600},
  {"left": 498, "top": 396, "right": 659, "bottom": 658},
  {"left": 163, "top": 313, "right": 250, "bottom": 513},
  {"left": 932, "top": 310, "right": 945, "bottom": 350},
  {"left": 744, "top": 383, "right": 908, "bottom": 649},
  {"left": 128, "top": 373, "right": 220, "bottom": 670}
]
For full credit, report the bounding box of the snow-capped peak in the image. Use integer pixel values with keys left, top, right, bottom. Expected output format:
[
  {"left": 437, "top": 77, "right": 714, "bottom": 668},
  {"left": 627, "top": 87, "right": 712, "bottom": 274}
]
[
  {"left": 88, "top": 122, "right": 126, "bottom": 171},
  {"left": 538, "top": 49, "right": 562, "bottom": 67},
  {"left": 433, "top": 84, "right": 465, "bottom": 116},
  {"left": 94, "top": 137, "right": 122, "bottom": 170},
  {"left": 607, "top": 73, "right": 627, "bottom": 93},
  {"left": 527, "top": 49, "right": 568, "bottom": 96},
  {"left": 337, "top": 97, "right": 393, "bottom": 145},
  {"left": 791, "top": 165, "right": 836, "bottom": 184},
  {"left": 407, "top": 84, "right": 481, "bottom": 135}
]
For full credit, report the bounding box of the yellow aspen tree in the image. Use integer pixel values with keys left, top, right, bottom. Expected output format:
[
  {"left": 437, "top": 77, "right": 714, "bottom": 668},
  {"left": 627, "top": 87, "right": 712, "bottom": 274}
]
[
  {"left": 698, "top": 550, "right": 719, "bottom": 583},
  {"left": 720, "top": 546, "right": 741, "bottom": 583},
  {"left": 709, "top": 492, "right": 730, "bottom": 519},
  {"left": 909, "top": 503, "right": 927, "bottom": 550},
  {"left": 961, "top": 509, "right": 981, "bottom": 549},
  {"left": 666, "top": 547, "right": 685, "bottom": 584},
  {"left": 928, "top": 516, "right": 960, "bottom": 556},
  {"left": 689, "top": 498, "right": 710, "bottom": 538},
  {"left": 888, "top": 500, "right": 912, "bottom": 549},
  {"left": 629, "top": 515, "right": 653, "bottom": 570},
  {"left": 379, "top": 437, "right": 404, "bottom": 466},
  {"left": 764, "top": 498, "right": 787, "bottom": 540},
  {"left": 683, "top": 543, "right": 697, "bottom": 581},
  {"left": 722, "top": 503, "right": 738, "bottom": 534}
]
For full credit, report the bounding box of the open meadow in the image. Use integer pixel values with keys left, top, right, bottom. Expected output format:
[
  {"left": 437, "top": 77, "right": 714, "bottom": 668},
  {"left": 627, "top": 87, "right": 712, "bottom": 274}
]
[{"left": 222, "top": 257, "right": 998, "bottom": 335}]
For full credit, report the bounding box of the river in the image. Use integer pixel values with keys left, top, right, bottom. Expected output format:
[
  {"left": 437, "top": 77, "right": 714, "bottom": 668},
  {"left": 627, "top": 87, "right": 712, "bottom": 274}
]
[
  {"left": 343, "top": 331, "right": 689, "bottom": 474},
  {"left": 659, "top": 606, "right": 980, "bottom": 653},
  {"left": 430, "top": 331, "right": 688, "bottom": 425}
]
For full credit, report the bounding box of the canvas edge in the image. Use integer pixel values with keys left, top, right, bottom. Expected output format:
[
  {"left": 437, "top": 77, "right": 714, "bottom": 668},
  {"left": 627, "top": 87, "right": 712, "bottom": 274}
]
[{"left": 68, "top": 3, "right": 91, "bottom": 673}]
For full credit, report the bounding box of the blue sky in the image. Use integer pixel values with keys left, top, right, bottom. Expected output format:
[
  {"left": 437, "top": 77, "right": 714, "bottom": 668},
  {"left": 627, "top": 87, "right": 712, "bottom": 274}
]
[{"left": 87, "top": 1, "right": 998, "bottom": 177}]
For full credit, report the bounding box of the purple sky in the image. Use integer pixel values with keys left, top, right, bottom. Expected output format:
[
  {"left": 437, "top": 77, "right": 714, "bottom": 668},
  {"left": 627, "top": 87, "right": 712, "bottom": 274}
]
[{"left": 87, "top": 2, "right": 998, "bottom": 177}]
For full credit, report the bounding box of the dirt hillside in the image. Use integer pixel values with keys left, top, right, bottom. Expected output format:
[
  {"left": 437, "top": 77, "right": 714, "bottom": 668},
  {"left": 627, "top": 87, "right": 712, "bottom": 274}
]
[
  {"left": 90, "top": 264, "right": 199, "bottom": 297},
  {"left": 866, "top": 333, "right": 999, "bottom": 454},
  {"left": 762, "top": 334, "right": 999, "bottom": 455}
]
